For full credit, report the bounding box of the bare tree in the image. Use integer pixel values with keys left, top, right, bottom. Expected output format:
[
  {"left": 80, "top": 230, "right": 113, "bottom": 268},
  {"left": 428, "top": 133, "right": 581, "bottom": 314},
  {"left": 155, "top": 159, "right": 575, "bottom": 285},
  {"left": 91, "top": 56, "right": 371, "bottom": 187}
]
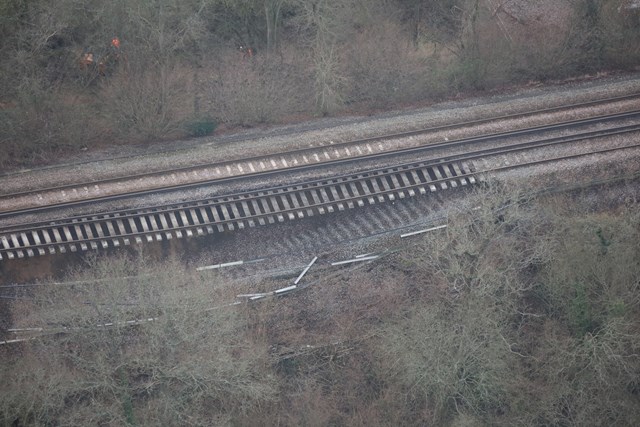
[
  {"left": 1, "top": 254, "right": 276, "bottom": 425},
  {"left": 292, "top": 0, "right": 356, "bottom": 114}
]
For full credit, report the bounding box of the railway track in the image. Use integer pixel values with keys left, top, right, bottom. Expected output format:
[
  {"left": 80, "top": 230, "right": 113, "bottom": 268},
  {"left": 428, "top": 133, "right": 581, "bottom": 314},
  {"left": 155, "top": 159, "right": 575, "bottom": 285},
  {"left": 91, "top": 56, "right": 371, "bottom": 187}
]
[
  {"left": 2, "top": 122, "right": 639, "bottom": 261},
  {"left": 2, "top": 109, "right": 640, "bottom": 219},
  {"left": 2, "top": 93, "right": 639, "bottom": 215}
]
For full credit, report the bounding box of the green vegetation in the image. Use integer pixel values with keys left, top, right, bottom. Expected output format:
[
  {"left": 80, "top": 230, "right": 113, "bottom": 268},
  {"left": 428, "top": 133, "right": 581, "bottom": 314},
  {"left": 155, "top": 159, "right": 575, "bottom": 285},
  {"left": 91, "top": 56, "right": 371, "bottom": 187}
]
[
  {"left": 1, "top": 185, "right": 639, "bottom": 425},
  {"left": 185, "top": 116, "right": 217, "bottom": 137},
  {"left": 1, "top": 0, "right": 639, "bottom": 168}
]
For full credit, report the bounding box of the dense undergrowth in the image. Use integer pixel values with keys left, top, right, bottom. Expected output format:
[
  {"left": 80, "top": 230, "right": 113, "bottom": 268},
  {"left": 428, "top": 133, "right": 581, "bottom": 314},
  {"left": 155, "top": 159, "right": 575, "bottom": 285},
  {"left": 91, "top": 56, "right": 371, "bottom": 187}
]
[
  {"left": 1, "top": 184, "right": 639, "bottom": 425},
  {"left": 1, "top": 0, "right": 639, "bottom": 169}
]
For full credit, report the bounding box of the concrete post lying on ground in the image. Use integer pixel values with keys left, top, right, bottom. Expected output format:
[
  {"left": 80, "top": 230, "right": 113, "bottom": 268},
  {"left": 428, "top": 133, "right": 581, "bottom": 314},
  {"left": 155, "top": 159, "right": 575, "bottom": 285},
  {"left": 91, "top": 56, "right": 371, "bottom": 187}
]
[
  {"left": 294, "top": 256, "right": 318, "bottom": 285},
  {"left": 400, "top": 224, "right": 447, "bottom": 238}
]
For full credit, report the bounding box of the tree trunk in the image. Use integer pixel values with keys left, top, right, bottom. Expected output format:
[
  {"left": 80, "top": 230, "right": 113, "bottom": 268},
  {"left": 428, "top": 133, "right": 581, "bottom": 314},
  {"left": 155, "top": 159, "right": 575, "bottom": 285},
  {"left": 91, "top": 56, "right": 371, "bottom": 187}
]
[{"left": 265, "top": 0, "right": 282, "bottom": 54}]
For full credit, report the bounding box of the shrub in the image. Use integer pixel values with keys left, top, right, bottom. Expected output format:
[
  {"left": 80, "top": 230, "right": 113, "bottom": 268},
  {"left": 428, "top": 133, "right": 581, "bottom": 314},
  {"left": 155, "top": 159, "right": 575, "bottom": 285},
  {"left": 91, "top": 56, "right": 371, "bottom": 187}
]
[
  {"left": 205, "top": 47, "right": 313, "bottom": 126},
  {"left": 0, "top": 76, "right": 99, "bottom": 169},
  {"left": 98, "top": 62, "right": 193, "bottom": 141},
  {"left": 344, "top": 22, "right": 430, "bottom": 108},
  {"left": 184, "top": 116, "right": 217, "bottom": 137}
]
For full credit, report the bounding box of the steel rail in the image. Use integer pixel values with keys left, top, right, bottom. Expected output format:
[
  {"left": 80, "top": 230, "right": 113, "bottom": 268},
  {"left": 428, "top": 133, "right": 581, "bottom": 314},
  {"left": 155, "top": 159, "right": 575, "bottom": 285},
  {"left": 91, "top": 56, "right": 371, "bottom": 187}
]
[{"left": 2, "top": 108, "right": 639, "bottom": 218}]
